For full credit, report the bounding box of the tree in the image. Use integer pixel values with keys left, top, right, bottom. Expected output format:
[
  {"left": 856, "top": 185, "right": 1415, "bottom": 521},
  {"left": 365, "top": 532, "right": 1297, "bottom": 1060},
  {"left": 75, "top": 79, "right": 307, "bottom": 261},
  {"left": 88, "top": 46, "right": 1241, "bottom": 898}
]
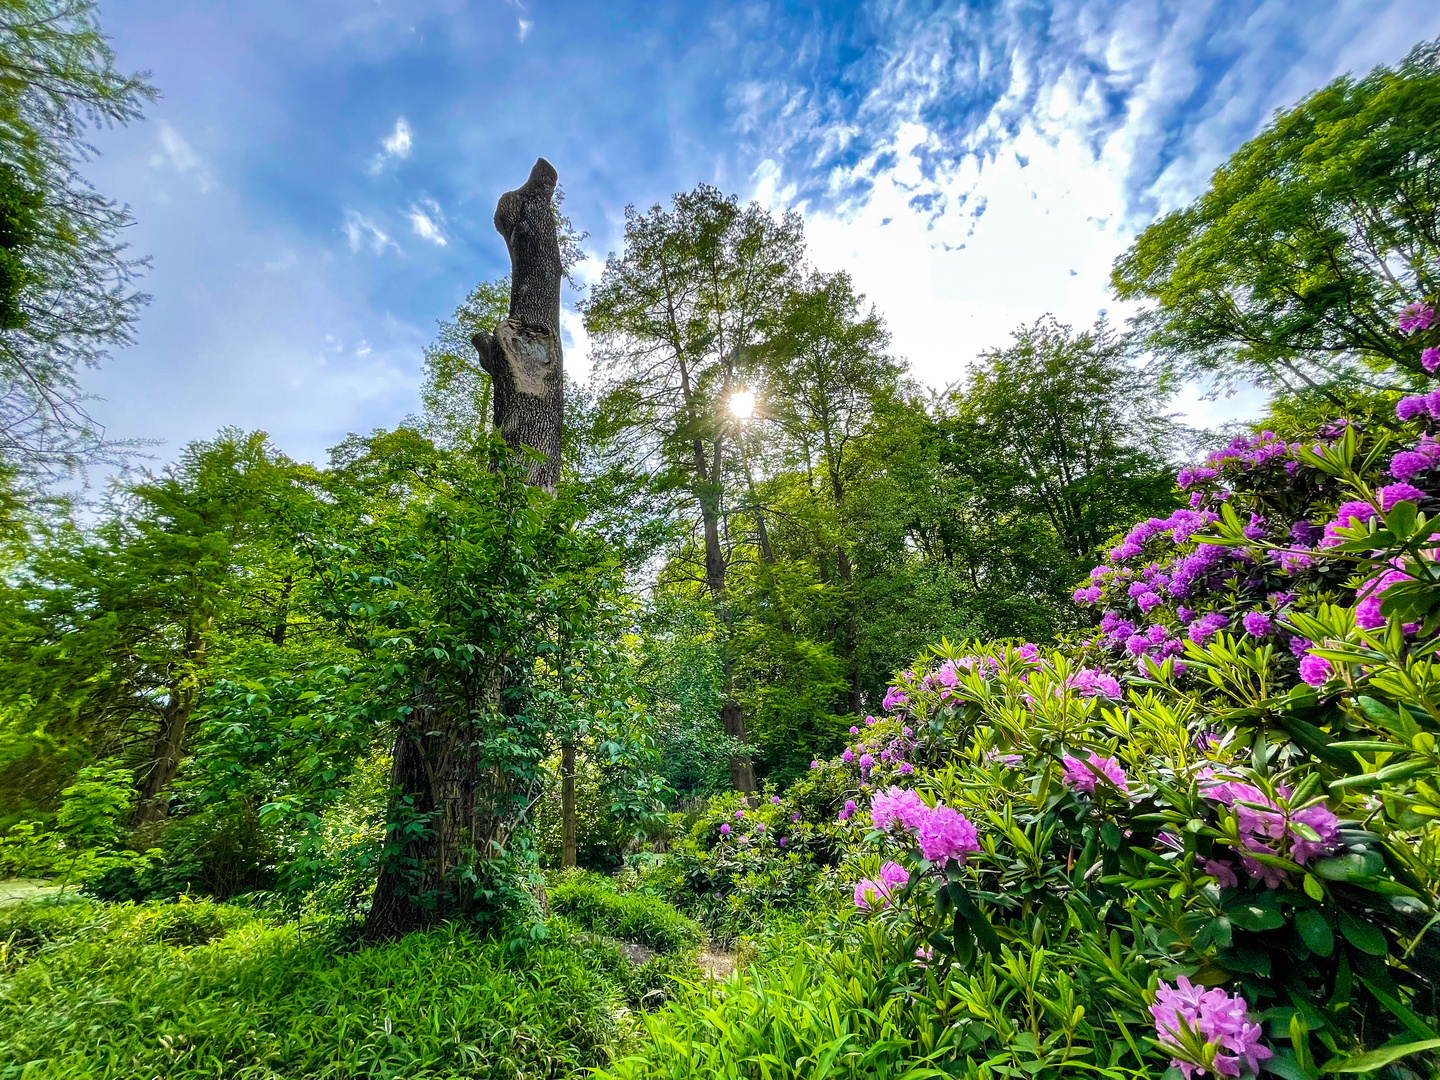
[
  {"left": 0, "top": 0, "right": 156, "bottom": 483},
  {"left": 419, "top": 277, "right": 508, "bottom": 450},
  {"left": 946, "top": 316, "right": 1179, "bottom": 568},
  {"left": 1113, "top": 40, "right": 1440, "bottom": 399},
  {"left": 584, "top": 185, "right": 805, "bottom": 792},
  {"left": 0, "top": 430, "right": 309, "bottom": 825},
  {"left": 760, "top": 270, "right": 900, "bottom": 714},
  {"left": 363, "top": 159, "right": 574, "bottom": 934}
]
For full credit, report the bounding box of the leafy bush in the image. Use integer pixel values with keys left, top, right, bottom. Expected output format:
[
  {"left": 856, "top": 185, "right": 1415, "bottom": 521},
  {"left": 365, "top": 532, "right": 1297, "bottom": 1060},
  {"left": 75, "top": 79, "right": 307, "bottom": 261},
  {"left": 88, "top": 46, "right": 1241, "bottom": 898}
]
[
  {"left": 613, "top": 357, "right": 1440, "bottom": 1078},
  {"left": 549, "top": 871, "right": 702, "bottom": 954}
]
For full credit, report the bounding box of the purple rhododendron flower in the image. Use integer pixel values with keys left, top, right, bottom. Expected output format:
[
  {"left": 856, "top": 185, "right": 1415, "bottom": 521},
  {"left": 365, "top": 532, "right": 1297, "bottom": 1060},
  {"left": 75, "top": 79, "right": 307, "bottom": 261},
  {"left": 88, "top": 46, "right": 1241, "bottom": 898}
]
[
  {"left": 755, "top": 822, "right": 764, "bottom": 832},
  {"left": 1396, "top": 389, "right": 1440, "bottom": 423},
  {"left": 838, "top": 799, "right": 856, "bottom": 821},
  {"left": 842, "top": 749, "right": 855, "bottom": 763},
  {"left": 865, "top": 714, "right": 879, "bottom": 726},
  {"left": 771, "top": 795, "right": 781, "bottom": 805},
  {"left": 902, "top": 726, "right": 913, "bottom": 737},
  {"left": 1298, "top": 654, "right": 1332, "bottom": 687},
  {"left": 778, "top": 836, "right": 787, "bottom": 846},
  {"left": 1016, "top": 643, "right": 1040, "bottom": 662},
  {"left": 859, "top": 753, "right": 874, "bottom": 769},
  {"left": 1399, "top": 302, "right": 1436, "bottom": 334},
  {"left": 916, "top": 803, "right": 980, "bottom": 866},
  {"left": 735, "top": 809, "right": 744, "bottom": 820},
  {"left": 1241, "top": 611, "right": 1272, "bottom": 637},
  {"left": 879, "top": 860, "right": 909, "bottom": 888},
  {"left": 1378, "top": 482, "right": 1426, "bottom": 511},
  {"left": 899, "top": 762, "right": 914, "bottom": 774},
  {"left": 870, "top": 786, "right": 930, "bottom": 833},
  {"left": 1067, "top": 668, "right": 1123, "bottom": 698},
  {"left": 1061, "top": 752, "right": 1129, "bottom": 796},
  {"left": 1321, "top": 501, "right": 1379, "bottom": 547},
  {"left": 1355, "top": 568, "right": 1410, "bottom": 631},
  {"left": 1188, "top": 611, "right": 1229, "bottom": 644},
  {"left": 720, "top": 823, "right": 731, "bottom": 835},
  {"left": 1205, "top": 859, "right": 1239, "bottom": 889},
  {"left": 810, "top": 759, "right": 820, "bottom": 769},
  {"left": 1147, "top": 623, "right": 1171, "bottom": 645},
  {"left": 850, "top": 725, "right": 860, "bottom": 734},
  {"left": 1125, "top": 633, "right": 1149, "bottom": 656},
  {"left": 1424, "top": 346, "right": 1440, "bottom": 373},
  {"left": 882, "top": 685, "right": 909, "bottom": 711},
  {"left": 1391, "top": 450, "right": 1431, "bottom": 482},
  {"left": 791, "top": 812, "right": 800, "bottom": 821},
  {"left": 1151, "top": 977, "right": 1272, "bottom": 1080},
  {"left": 853, "top": 878, "right": 886, "bottom": 909},
  {"left": 1204, "top": 777, "right": 1342, "bottom": 878}
]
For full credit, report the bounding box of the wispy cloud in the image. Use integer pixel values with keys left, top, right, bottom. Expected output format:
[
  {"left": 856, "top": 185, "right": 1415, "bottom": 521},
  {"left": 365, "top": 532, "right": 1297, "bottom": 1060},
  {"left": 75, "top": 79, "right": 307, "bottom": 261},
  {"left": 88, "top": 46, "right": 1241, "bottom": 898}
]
[
  {"left": 150, "top": 122, "right": 213, "bottom": 192},
  {"left": 342, "top": 210, "right": 394, "bottom": 255},
  {"left": 367, "top": 117, "right": 413, "bottom": 173},
  {"left": 518, "top": 19, "right": 533, "bottom": 42},
  {"left": 407, "top": 198, "right": 448, "bottom": 245}
]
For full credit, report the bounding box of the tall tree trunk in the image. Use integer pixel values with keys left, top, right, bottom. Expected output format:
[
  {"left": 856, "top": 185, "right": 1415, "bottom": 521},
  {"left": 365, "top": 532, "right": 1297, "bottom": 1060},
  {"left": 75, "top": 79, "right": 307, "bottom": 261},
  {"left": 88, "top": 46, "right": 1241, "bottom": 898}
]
[
  {"left": 366, "top": 158, "right": 564, "bottom": 940},
  {"left": 560, "top": 738, "right": 577, "bottom": 868}
]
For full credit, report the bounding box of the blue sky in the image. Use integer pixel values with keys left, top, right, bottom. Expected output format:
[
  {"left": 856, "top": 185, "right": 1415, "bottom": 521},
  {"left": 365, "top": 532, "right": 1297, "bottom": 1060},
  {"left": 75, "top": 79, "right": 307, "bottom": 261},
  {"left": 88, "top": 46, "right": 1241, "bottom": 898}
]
[{"left": 81, "top": 0, "right": 1440, "bottom": 468}]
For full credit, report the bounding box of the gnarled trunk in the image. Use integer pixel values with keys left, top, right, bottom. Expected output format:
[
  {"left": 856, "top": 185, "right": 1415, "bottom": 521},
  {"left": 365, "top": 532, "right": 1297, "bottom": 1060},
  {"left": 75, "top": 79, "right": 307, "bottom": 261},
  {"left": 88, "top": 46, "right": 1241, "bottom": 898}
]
[{"left": 365, "top": 158, "right": 565, "bottom": 940}]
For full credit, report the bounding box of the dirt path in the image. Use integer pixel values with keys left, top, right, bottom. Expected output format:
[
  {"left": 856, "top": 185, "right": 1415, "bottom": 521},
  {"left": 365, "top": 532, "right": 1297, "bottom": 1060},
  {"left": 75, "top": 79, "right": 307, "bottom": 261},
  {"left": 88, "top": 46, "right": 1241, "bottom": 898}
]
[{"left": 697, "top": 947, "right": 734, "bottom": 980}]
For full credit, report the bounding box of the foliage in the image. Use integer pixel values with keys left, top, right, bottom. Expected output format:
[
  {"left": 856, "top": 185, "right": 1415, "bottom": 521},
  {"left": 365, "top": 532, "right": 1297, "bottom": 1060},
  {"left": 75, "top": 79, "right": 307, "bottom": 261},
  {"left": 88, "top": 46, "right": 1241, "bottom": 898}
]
[
  {"left": 0, "top": 0, "right": 157, "bottom": 482},
  {"left": 0, "top": 896, "right": 638, "bottom": 1079},
  {"left": 1113, "top": 40, "right": 1440, "bottom": 398},
  {"left": 549, "top": 870, "right": 703, "bottom": 954}
]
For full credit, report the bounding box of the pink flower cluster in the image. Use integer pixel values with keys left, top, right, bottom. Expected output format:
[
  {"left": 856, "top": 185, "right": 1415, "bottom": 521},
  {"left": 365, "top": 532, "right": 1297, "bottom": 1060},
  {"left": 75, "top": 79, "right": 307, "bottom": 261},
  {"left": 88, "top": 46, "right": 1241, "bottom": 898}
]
[
  {"left": 1398, "top": 301, "right": 1436, "bottom": 335},
  {"left": 853, "top": 860, "right": 909, "bottom": 910},
  {"left": 869, "top": 786, "right": 980, "bottom": 868},
  {"left": 1061, "top": 752, "right": 1129, "bottom": 796},
  {"left": 1151, "top": 977, "right": 1272, "bottom": 1079},
  {"left": 1065, "top": 668, "right": 1123, "bottom": 698},
  {"left": 1202, "top": 775, "right": 1341, "bottom": 886}
]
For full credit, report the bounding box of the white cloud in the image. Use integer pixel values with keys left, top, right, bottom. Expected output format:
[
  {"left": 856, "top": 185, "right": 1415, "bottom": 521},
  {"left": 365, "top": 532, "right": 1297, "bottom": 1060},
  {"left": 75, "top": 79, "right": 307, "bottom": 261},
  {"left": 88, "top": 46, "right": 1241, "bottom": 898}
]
[
  {"left": 149, "top": 122, "right": 213, "bottom": 192},
  {"left": 342, "top": 210, "right": 394, "bottom": 255},
  {"left": 407, "top": 198, "right": 448, "bottom": 245},
  {"left": 518, "top": 18, "right": 532, "bottom": 42},
  {"left": 744, "top": 0, "right": 1440, "bottom": 434},
  {"left": 367, "top": 117, "right": 413, "bottom": 173}
]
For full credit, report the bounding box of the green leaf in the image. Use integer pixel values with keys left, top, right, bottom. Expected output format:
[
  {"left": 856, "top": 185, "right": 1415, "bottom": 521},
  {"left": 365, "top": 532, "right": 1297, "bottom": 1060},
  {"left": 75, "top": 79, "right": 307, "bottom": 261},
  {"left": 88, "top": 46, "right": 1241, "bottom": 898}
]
[
  {"left": 1325, "top": 1038, "right": 1440, "bottom": 1073},
  {"left": 1312, "top": 852, "right": 1384, "bottom": 882},
  {"left": 1296, "top": 909, "right": 1333, "bottom": 956},
  {"left": 1337, "top": 910, "right": 1387, "bottom": 956}
]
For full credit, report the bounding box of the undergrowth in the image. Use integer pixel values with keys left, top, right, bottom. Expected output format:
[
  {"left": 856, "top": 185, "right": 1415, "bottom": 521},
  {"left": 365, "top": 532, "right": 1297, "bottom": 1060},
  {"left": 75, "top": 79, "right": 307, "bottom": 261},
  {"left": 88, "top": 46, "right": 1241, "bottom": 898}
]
[{"left": 0, "top": 895, "right": 640, "bottom": 1079}]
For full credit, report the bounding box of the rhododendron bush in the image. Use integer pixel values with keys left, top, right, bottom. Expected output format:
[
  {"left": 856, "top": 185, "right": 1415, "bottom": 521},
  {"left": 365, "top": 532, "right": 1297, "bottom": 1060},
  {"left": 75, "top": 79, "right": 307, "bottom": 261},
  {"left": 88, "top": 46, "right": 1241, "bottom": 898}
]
[{"left": 798, "top": 398, "right": 1440, "bottom": 1076}]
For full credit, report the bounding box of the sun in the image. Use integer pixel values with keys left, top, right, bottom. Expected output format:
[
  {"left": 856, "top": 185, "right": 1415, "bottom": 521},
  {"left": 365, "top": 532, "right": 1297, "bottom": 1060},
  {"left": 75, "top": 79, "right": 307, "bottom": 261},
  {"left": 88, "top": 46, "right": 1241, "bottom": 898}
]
[{"left": 728, "top": 388, "right": 756, "bottom": 420}]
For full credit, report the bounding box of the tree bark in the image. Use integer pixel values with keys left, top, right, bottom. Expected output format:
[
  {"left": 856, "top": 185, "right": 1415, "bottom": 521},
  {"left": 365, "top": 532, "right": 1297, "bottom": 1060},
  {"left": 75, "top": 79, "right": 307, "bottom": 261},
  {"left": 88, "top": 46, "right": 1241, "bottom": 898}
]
[
  {"left": 560, "top": 738, "right": 577, "bottom": 869},
  {"left": 132, "top": 629, "right": 205, "bottom": 828},
  {"left": 365, "top": 158, "right": 565, "bottom": 941}
]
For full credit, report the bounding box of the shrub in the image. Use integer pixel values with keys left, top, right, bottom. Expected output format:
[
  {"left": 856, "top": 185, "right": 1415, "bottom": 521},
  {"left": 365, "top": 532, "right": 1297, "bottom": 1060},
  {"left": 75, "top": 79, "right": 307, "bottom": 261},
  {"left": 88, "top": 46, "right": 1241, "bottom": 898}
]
[{"left": 548, "top": 871, "right": 702, "bottom": 954}]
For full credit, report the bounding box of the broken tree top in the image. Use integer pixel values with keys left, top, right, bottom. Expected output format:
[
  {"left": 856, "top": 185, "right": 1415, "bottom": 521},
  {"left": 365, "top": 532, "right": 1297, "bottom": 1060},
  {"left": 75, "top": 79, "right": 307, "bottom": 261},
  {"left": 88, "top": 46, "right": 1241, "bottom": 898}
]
[{"left": 494, "top": 157, "right": 562, "bottom": 336}]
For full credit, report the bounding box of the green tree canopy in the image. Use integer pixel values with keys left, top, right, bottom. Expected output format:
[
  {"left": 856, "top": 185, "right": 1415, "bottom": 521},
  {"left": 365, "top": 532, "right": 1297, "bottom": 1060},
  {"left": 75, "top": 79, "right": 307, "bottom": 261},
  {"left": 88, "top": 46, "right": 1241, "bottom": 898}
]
[{"left": 1113, "top": 40, "right": 1440, "bottom": 399}]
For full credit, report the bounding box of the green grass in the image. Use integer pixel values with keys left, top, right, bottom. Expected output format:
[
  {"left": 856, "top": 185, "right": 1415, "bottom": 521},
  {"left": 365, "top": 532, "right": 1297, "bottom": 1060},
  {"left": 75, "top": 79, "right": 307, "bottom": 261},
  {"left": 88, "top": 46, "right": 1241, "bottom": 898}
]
[{"left": 0, "top": 896, "right": 639, "bottom": 1079}]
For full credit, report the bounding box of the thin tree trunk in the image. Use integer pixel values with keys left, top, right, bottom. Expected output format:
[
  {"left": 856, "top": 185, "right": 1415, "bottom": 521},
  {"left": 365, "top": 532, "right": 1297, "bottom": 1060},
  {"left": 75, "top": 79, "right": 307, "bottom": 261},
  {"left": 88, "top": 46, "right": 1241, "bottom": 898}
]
[
  {"left": 132, "top": 630, "right": 205, "bottom": 828},
  {"left": 560, "top": 738, "right": 577, "bottom": 868}
]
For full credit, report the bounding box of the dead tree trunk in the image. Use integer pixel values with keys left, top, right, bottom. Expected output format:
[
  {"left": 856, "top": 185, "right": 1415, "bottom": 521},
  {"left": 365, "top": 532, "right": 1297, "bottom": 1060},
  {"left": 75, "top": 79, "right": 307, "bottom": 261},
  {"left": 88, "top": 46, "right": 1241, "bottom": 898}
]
[{"left": 365, "top": 158, "right": 565, "bottom": 940}]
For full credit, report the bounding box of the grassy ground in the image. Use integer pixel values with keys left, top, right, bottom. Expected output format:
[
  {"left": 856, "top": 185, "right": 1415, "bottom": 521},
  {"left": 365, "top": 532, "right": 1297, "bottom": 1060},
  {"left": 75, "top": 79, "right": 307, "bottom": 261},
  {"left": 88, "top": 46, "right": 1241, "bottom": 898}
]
[{"left": 0, "top": 885, "right": 705, "bottom": 1080}]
